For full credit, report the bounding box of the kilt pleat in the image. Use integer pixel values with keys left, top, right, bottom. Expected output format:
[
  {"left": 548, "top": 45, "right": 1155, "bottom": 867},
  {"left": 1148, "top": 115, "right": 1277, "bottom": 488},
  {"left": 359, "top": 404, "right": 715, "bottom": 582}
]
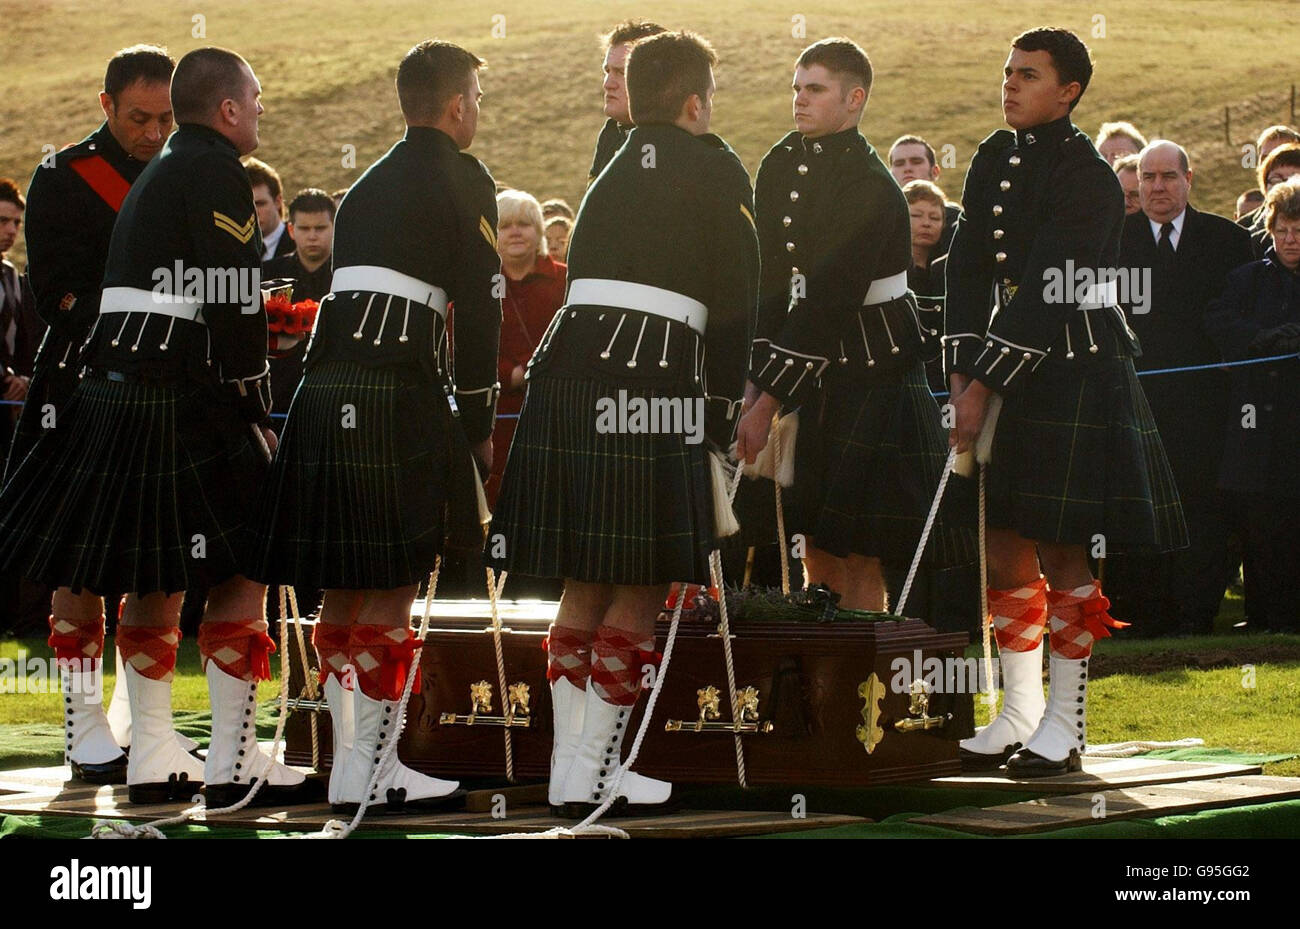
[
  {"left": 986, "top": 348, "right": 1188, "bottom": 552},
  {"left": 253, "top": 361, "right": 455, "bottom": 590},
  {"left": 487, "top": 374, "right": 714, "bottom": 585},
  {"left": 0, "top": 374, "right": 265, "bottom": 595},
  {"left": 790, "top": 359, "right": 975, "bottom": 568}
]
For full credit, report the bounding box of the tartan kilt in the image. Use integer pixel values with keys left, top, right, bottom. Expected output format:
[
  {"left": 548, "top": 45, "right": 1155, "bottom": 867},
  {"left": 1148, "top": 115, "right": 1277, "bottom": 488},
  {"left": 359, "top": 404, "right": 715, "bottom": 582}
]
[
  {"left": 788, "top": 358, "right": 976, "bottom": 569},
  {"left": 487, "top": 373, "right": 715, "bottom": 586},
  {"left": 0, "top": 372, "right": 267, "bottom": 595},
  {"left": 985, "top": 345, "right": 1188, "bottom": 552},
  {"left": 3, "top": 329, "right": 84, "bottom": 486},
  {"left": 253, "top": 360, "right": 474, "bottom": 591}
]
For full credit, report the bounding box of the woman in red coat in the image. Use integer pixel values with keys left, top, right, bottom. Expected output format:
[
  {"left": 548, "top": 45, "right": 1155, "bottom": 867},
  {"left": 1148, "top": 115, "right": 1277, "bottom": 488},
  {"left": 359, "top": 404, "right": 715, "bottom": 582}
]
[{"left": 488, "top": 189, "right": 567, "bottom": 506}]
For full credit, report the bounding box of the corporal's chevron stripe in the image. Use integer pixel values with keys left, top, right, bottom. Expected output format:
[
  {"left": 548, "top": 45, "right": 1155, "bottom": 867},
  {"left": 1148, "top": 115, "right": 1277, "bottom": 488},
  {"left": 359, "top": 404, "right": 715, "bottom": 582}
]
[
  {"left": 213, "top": 210, "right": 256, "bottom": 243},
  {"left": 478, "top": 215, "right": 496, "bottom": 249}
]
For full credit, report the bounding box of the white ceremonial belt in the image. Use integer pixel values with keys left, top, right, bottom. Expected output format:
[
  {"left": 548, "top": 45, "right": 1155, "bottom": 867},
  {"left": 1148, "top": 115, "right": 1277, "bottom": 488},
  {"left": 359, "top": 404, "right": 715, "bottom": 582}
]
[
  {"left": 99, "top": 286, "right": 205, "bottom": 322},
  {"left": 1077, "top": 279, "right": 1118, "bottom": 311},
  {"left": 862, "top": 270, "right": 909, "bottom": 306},
  {"left": 568, "top": 278, "right": 709, "bottom": 333},
  {"left": 330, "top": 265, "right": 448, "bottom": 318}
]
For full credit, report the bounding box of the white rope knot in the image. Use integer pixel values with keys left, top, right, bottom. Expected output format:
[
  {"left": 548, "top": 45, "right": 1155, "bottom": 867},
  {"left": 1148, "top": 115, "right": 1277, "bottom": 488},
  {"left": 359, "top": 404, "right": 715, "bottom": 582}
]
[{"left": 88, "top": 819, "right": 166, "bottom": 840}]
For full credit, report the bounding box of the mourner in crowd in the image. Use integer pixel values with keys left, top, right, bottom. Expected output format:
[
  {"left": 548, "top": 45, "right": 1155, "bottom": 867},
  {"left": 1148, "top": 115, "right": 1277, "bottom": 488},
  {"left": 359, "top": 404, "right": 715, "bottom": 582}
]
[
  {"left": 1236, "top": 188, "right": 1264, "bottom": 221},
  {"left": 903, "top": 178, "right": 951, "bottom": 393},
  {"left": 736, "top": 38, "right": 968, "bottom": 616},
  {"left": 1106, "top": 141, "right": 1255, "bottom": 636},
  {"left": 587, "top": 19, "right": 665, "bottom": 186},
  {"left": 0, "top": 179, "right": 38, "bottom": 457},
  {"left": 1113, "top": 152, "right": 1141, "bottom": 215},
  {"left": 1238, "top": 124, "right": 1300, "bottom": 229},
  {"left": 490, "top": 30, "right": 758, "bottom": 815},
  {"left": 889, "top": 134, "right": 960, "bottom": 254},
  {"left": 256, "top": 40, "right": 501, "bottom": 811},
  {"left": 245, "top": 156, "right": 293, "bottom": 261},
  {"left": 263, "top": 186, "right": 335, "bottom": 419},
  {"left": 544, "top": 214, "right": 572, "bottom": 261},
  {"left": 1207, "top": 177, "right": 1300, "bottom": 635},
  {"left": 488, "top": 189, "right": 566, "bottom": 507},
  {"left": 1095, "top": 119, "right": 1146, "bottom": 165},
  {"left": 0, "top": 46, "right": 196, "bottom": 771},
  {"left": 540, "top": 197, "right": 574, "bottom": 220},
  {"left": 0, "top": 46, "right": 315, "bottom": 807},
  {"left": 1249, "top": 142, "right": 1300, "bottom": 256},
  {"left": 945, "top": 28, "right": 1185, "bottom": 776},
  {"left": 0, "top": 178, "right": 43, "bottom": 636}
]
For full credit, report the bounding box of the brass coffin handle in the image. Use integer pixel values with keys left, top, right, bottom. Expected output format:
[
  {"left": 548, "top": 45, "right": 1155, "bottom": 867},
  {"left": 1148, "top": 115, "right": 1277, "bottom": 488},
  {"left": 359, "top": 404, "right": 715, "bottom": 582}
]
[{"left": 439, "top": 680, "right": 532, "bottom": 728}]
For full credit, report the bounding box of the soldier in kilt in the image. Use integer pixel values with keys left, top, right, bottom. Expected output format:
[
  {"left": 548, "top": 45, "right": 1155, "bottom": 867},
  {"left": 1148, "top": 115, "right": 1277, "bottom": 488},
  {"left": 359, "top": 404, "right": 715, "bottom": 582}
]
[
  {"left": 254, "top": 41, "right": 501, "bottom": 812},
  {"left": 945, "top": 28, "right": 1187, "bottom": 776},
  {"left": 0, "top": 47, "right": 202, "bottom": 782},
  {"left": 735, "top": 38, "right": 972, "bottom": 613},
  {"left": 489, "top": 31, "right": 759, "bottom": 815},
  {"left": 0, "top": 48, "right": 316, "bottom": 806}
]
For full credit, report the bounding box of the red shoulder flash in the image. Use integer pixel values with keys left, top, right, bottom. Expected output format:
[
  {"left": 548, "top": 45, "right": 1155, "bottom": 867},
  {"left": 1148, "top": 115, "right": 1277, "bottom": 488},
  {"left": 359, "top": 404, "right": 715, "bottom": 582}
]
[{"left": 68, "top": 155, "right": 131, "bottom": 212}]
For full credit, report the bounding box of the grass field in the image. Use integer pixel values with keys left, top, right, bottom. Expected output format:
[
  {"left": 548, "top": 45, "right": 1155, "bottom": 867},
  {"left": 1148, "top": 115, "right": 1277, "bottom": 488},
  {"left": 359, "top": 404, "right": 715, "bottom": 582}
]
[{"left": 1, "top": 0, "right": 1296, "bottom": 270}]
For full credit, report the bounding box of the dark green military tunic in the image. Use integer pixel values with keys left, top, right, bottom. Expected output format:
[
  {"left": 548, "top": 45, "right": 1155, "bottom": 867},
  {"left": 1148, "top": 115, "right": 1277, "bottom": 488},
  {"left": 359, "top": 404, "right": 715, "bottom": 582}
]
[
  {"left": 4, "top": 123, "right": 148, "bottom": 483},
  {"left": 255, "top": 126, "right": 502, "bottom": 589},
  {"left": 587, "top": 117, "right": 629, "bottom": 188},
  {"left": 489, "top": 123, "right": 759, "bottom": 585},
  {"left": 0, "top": 123, "right": 271, "bottom": 595},
  {"left": 749, "top": 128, "right": 968, "bottom": 568},
  {"left": 944, "top": 114, "right": 1186, "bottom": 550}
]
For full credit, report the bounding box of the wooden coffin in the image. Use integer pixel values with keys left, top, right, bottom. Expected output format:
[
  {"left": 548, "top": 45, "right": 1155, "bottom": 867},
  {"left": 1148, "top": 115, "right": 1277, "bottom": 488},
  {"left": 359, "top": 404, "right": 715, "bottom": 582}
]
[{"left": 283, "top": 600, "right": 974, "bottom": 788}]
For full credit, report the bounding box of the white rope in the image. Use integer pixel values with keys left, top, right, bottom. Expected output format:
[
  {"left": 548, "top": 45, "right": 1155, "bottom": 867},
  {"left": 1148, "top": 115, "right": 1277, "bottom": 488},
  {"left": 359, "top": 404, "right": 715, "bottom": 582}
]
[
  {"left": 1085, "top": 738, "right": 1204, "bottom": 758},
  {"left": 485, "top": 567, "right": 514, "bottom": 783},
  {"left": 86, "top": 819, "right": 166, "bottom": 840},
  {"left": 709, "top": 462, "right": 749, "bottom": 787},
  {"left": 303, "top": 558, "right": 441, "bottom": 840},
  {"left": 895, "top": 447, "right": 957, "bottom": 616}
]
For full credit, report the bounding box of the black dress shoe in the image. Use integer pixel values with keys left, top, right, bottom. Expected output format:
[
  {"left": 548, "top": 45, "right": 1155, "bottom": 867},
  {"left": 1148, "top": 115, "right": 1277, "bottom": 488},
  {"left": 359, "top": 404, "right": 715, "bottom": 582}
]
[
  {"left": 330, "top": 787, "right": 466, "bottom": 815},
  {"left": 557, "top": 794, "right": 681, "bottom": 820},
  {"left": 71, "top": 753, "right": 128, "bottom": 785},
  {"left": 204, "top": 774, "right": 327, "bottom": 809},
  {"left": 1004, "top": 746, "right": 1082, "bottom": 778},
  {"left": 958, "top": 743, "right": 1021, "bottom": 773},
  {"left": 127, "top": 770, "right": 201, "bottom": 804}
]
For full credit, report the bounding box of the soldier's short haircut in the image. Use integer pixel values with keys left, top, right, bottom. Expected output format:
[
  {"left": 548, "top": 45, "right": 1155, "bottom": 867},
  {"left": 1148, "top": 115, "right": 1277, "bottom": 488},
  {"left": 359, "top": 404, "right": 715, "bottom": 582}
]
[
  {"left": 1257, "top": 124, "right": 1300, "bottom": 152},
  {"left": 891, "top": 135, "right": 936, "bottom": 167},
  {"left": 626, "top": 31, "right": 717, "bottom": 126},
  {"left": 1112, "top": 153, "right": 1140, "bottom": 175},
  {"left": 0, "top": 177, "right": 24, "bottom": 211},
  {"left": 243, "top": 157, "right": 283, "bottom": 201},
  {"left": 171, "top": 47, "right": 252, "bottom": 124},
  {"left": 797, "top": 38, "right": 873, "bottom": 101},
  {"left": 288, "top": 188, "right": 336, "bottom": 222},
  {"left": 1011, "top": 28, "right": 1092, "bottom": 111},
  {"left": 603, "top": 20, "right": 667, "bottom": 50},
  {"left": 1260, "top": 143, "right": 1300, "bottom": 193},
  {"left": 396, "top": 40, "right": 484, "bottom": 125},
  {"left": 104, "top": 45, "right": 175, "bottom": 104},
  {"left": 1097, "top": 120, "right": 1147, "bottom": 151},
  {"left": 1264, "top": 175, "right": 1300, "bottom": 230},
  {"left": 902, "top": 179, "right": 947, "bottom": 209}
]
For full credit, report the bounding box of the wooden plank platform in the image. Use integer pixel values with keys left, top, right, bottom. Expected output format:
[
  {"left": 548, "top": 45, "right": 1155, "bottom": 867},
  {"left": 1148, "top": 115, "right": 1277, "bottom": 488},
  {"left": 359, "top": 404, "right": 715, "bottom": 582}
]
[
  {"left": 912, "top": 775, "right": 1300, "bottom": 835},
  {"left": 929, "top": 756, "right": 1262, "bottom": 793},
  {"left": 0, "top": 766, "right": 865, "bottom": 838}
]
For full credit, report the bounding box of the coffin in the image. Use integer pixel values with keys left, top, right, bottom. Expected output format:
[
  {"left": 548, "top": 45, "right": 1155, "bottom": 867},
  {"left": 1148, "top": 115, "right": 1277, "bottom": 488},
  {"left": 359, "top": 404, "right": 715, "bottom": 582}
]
[{"left": 283, "top": 599, "right": 975, "bottom": 788}]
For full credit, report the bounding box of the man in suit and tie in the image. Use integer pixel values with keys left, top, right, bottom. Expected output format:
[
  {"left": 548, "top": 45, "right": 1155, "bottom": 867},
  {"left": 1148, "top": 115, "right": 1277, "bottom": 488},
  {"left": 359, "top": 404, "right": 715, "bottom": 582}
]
[
  {"left": 1109, "top": 140, "right": 1255, "bottom": 634},
  {"left": 0, "top": 178, "right": 41, "bottom": 452}
]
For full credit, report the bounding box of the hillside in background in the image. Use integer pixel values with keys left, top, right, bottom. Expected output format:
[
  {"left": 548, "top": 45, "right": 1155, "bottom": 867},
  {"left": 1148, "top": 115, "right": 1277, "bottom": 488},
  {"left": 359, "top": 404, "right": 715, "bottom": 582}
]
[{"left": 1, "top": 0, "right": 1295, "bottom": 265}]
